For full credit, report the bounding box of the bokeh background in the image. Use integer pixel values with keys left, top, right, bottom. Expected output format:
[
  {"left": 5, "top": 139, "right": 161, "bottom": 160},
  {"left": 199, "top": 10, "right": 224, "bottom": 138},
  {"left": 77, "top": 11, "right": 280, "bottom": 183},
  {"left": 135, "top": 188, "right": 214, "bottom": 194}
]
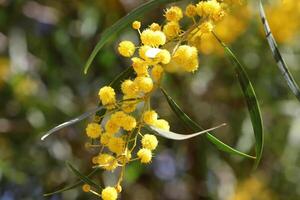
[{"left": 1, "top": 0, "right": 300, "bottom": 199}]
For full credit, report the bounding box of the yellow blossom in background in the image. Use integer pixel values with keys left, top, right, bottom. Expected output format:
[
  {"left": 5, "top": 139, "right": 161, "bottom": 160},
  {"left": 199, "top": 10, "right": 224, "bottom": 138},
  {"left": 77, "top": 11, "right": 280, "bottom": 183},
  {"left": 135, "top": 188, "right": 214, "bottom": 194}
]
[
  {"left": 0, "top": 58, "right": 10, "bottom": 88},
  {"left": 229, "top": 176, "right": 278, "bottom": 200},
  {"left": 265, "top": 0, "right": 300, "bottom": 44},
  {"left": 101, "top": 187, "right": 118, "bottom": 200}
]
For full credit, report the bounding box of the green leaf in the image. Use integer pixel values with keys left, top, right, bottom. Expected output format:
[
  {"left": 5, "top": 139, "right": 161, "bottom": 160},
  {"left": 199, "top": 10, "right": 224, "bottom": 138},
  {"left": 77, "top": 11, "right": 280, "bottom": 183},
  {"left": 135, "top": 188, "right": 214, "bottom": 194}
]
[
  {"left": 41, "top": 106, "right": 104, "bottom": 140},
  {"left": 145, "top": 123, "right": 226, "bottom": 140},
  {"left": 44, "top": 168, "right": 100, "bottom": 197},
  {"left": 161, "top": 88, "right": 256, "bottom": 160},
  {"left": 213, "top": 32, "right": 264, "bottom": 168},
  {"left": 66, "top": 162, "right": 101, "bottom": 190},
  {"left": 83, "top": 0, "right": 181, "bottom": 74},
  {"left": 259, "top": 1, "right": 300, "bottom": 101}
]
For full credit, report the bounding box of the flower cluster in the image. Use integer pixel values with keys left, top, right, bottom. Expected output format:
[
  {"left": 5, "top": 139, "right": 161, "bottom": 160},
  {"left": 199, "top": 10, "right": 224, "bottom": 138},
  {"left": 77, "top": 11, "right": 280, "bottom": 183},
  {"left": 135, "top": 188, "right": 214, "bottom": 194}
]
[{"left": 82, "top": 1, "right": 239, "bottom": 199}]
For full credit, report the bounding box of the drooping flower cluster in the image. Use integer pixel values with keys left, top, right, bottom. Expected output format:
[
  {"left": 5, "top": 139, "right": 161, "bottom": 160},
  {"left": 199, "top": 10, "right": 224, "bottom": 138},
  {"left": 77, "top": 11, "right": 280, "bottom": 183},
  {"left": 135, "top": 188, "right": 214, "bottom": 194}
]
[{"left": 82, "top": 1, "right": 239, "bottom": 199}]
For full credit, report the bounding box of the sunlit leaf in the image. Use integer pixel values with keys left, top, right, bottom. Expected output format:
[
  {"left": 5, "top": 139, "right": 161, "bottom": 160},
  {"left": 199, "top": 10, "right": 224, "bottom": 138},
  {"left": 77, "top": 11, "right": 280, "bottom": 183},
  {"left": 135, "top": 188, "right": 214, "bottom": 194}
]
[
  {"left": 213, "top": 32, "right": 264, "bottom": 168},
  {"left": 41, "top": 106, "right": 104, "bottom": 140},
  {"left": 83, "top": 0, "right": 181, "bottom": 74},
  {"left": 146, "top": 123, "right": 226, "bottom": 140},
  {"left": 161, "top": 88, "right": 256, "bottom": 160},
  {"left": 44, "top": 168, "right": 100, "bottom": 196},
  {"left": 259, "top": 1, "right": 300, "bottom": 101},
  {"left": 66, "top": 162, "right": 101, "bottom": 190}
]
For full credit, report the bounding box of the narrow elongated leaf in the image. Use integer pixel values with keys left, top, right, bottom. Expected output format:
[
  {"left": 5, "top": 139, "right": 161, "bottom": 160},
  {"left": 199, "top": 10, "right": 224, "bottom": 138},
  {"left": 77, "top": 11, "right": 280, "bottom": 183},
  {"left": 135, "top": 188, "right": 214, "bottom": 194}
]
[
  {"left": 259, "top": 1, "right": 300, "bottom": 101},
  {"left": 83, "top": 0, "right": 181, "bottom": 74},
  {"left": 213, "top": 32, "right": 264, "bottom": 168},
  {"left": 44, "top": 168, "right": 100, "bottom": 196},
  {"left": 147, "top": 123, "right": 226, "bottom": 140},
  {"left": 41, "top": 106, "right": 104, "bottom": 140},
  {"left": 161, "top": 88, "right": 256, "bottom": 159},
  {"left": 66, "top": 162, "right": 101, "bottom": 190}
]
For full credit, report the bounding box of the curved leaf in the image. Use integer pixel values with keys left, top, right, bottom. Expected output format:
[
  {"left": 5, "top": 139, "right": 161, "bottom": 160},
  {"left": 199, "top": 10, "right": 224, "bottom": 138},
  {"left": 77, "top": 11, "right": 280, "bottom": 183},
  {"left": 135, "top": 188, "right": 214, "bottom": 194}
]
[
  {"left": 213, "top": 32, "right": 264, "bottom": 168},
  {"left": 41, "top": 106, "right": 104, "bottom": 140},
  {"left": 83, "top": 0, "right": 181, "bottom": 74},
  {"left": 44, "top": 168, "right": 100, "bottom": 196},
  {"left": 146, "top": 123, "right": 226, "bottom": 140},
  {"left": 259, "top": 1, "right": 300, "bottom": 101},
  {"left": 66, "top": 162, "right": 101, "bottom": 190},
  {"left": 161, "top": 88, "right": 256, "bottom": 160}
]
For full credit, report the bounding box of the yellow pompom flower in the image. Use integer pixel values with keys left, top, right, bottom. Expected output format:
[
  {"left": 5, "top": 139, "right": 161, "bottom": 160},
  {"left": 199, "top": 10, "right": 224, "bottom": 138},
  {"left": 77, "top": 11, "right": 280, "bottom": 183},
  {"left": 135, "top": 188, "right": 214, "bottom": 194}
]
[
  {"left": 199, "top": 21, "right": 214, "bottom": 33},
  {"left": 97, "top": 154, "right": 118, "bottom": 171},
  {"left": 122, "top": 95, "right": 137, "bottom": 113},
  {"left": 173, "top": 45, "right": 199, "bottom": 72},
  {"left": 165, "top": 6, "right": 183, "bottom": 22},
  {"left": 98, "top": 86, "right": 116, "bottom": 109},
  {"left": 134, "top": 76, "right": 153, "bottom": 93},
  {"left": 154, "top": 119, "right": 170, "bottom": 131},
  {"left": 121, "top": 79, "right": 139, "bottom": 96},
  {"left": 101, "top": 187, "right": 118, "bottom": 200},
  {"left": 132, "top": 21, "right": 141, "bottom": 30},
  {"left": 151, "top": 64, "right": 164, "bottom": 81},
  {"left": 149, "top": 23, "right": 161, "bottom": 31},
  {"left": 105, "top": 119, "right": 120, "bottom": 135},
  {"left": 100, "top": 132, "right": 112, "bottom": 145},
  {"left": 121, "top": 115, "right": 137, "bottom": 131},
  {"left": 138, "top": 45, "right": 151, "bottom": 60},
  {"left": 86, "top": 123, "right": 102, "bottom": 139},
  {"left": 163, "top": 21, "right": 181, "bottom": 40},
  {"left": 196, "top": 0, "right": 225, "bottom": 22},
  {"left": 142, "top": 134, "right": 158, "bottom": 150},
  {"left": 110, "top": 111, "right": 127, "bottom": 127},
  {"left": 108, "top": 137, "right": 125, "bottom": 155},
  {"left": 140, "top": 29, "right": 166, "bottom": 47},
  {"left": 185, "top": 4, "right": 197, "bottom": 17},
  {"left": 118, "top": 41, "right": 135, "bottom": 57},
  {"left": 137, "top": 148, "right": 152, "bottom": 163},
  {"left": 143, "top": 110, "right": 158, "bottom": 125},
  {"left": 154, "top": 49, "right": 171, "bottom": 64},
  {"left": 132, "top": 57, "right": 149, "bottom": 76}
]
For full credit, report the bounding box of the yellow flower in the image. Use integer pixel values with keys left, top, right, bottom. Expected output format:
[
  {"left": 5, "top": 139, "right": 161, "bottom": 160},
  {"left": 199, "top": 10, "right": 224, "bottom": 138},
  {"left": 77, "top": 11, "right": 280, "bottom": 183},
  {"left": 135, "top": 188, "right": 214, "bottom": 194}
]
[
  {"left": 121, "top": 114, "right": 137, "bottom": 131},
  {"left": 163, "top": 21, "right": 181, "bottom": 40},
  {"left": 105, "top": 119, "right": 120, "bottom": 135},
  {"left": 199, "top": 21, "right": 214, "bottom": 33},
  {"left": 118, "top": 41, "right": 135, "bottom": 57},
  {"left": 143, "top": 110, "right": 158, "bottom": 125},
  {"left": 102, "top": 187, "right": 118, "bottom": 200},
  {"left": 85, "top": 123, "right": 102, "bottom": 139},
  {"left": 110, "top": 111, "right": 127, "bottom": 127},
  {"left": 100, "top": 132, "right": 112, "bottom": 145},
  {"left": 154, "top": 119, "right": 170, "bottom": 131},
  {"left": 108, "top": 137, "right": 125, "bottom": 155},
  {"left": 151, "top": 64, "right": 164, "bottom": 82},
  {"left": 96, "top": 154, "right": 118, "bottom": 171},
  {"left": 121, "top": 79, "right": 139, "bottom": 96},
  {"left": 140, "top": 29, "right": 166, "bottom": 47},
  {"left": 138, "top": 45, "right": 151, "bottom": 60},
  {"left": 98, "top": 86, "right": 116, "bottom": 109},
  {"left": 172, "top": 45, "right": 199, "bottom": 72},
  {"left": 154, "top": 49, "right": 171, "bottom": 64},
  {"left": 196, "top": 0, "right": 225, "bottom": 22},
  {"left": 122, "top": 95, "right": 137, "bottom": 113},
  {"left": 132, "top": 20, "right": 141, "bottom": 30},
  {"left": 185, "top": 4, "right": 197, "bottom": 17},
  {"left": 165, "top": 6, "right": 183, "bottom": 22},
  {"left": 137, "top": 148, "right": 152, "bottom": 163},
  {"left": 142, "top": 134, "right": 158, "bottom": 150},
  {"left": 149, "top": 23, "right": 161, "bottom": 31},
  {"left": 134, "top": 76, "right": 153, "bottom": 93},
  {"left": 131, "top": 57, "right": 149, "bottom": 76}
]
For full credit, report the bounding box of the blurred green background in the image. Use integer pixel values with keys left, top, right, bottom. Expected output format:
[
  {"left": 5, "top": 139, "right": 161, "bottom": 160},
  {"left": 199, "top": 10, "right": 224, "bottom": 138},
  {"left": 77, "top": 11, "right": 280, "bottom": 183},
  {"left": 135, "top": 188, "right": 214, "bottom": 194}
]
[{"left": 0, "top": 0, "right": 300, "bottom": 199}]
